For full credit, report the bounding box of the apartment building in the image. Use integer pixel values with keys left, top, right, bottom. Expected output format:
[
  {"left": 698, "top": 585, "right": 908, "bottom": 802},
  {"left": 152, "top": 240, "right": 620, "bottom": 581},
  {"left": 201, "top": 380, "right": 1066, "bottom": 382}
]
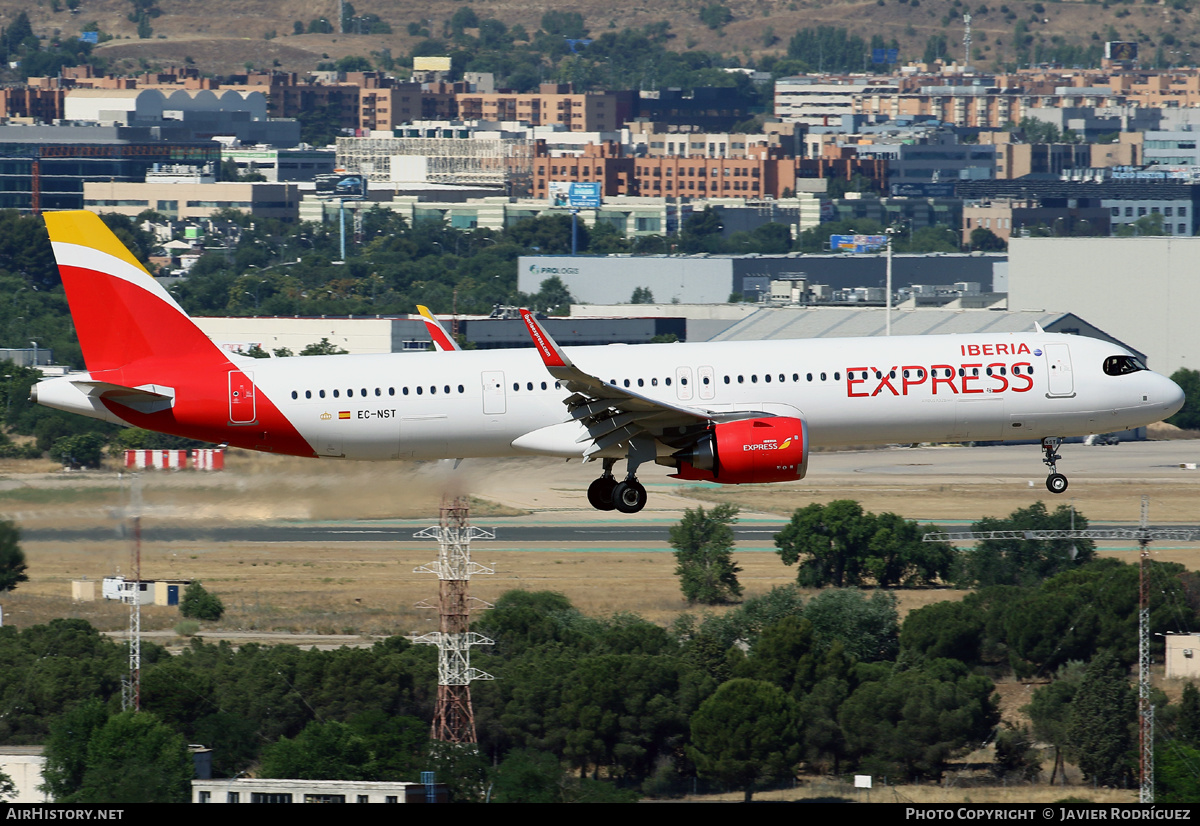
[{"left": 456, "top": 83, "right": 633, "bottom": 132}]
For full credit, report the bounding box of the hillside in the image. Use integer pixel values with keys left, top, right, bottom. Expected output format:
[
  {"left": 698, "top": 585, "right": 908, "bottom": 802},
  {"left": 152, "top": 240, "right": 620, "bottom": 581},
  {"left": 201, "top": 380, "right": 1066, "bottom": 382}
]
[{"left": 6, "top": 0, "right": 1199, "bottom": 79}]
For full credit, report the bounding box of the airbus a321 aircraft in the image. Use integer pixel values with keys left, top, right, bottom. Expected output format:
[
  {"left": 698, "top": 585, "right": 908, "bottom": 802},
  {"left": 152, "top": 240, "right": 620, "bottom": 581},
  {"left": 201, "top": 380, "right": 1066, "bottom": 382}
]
[{"left": 32, "top": 211, "right": 1185, "bottom": 513}]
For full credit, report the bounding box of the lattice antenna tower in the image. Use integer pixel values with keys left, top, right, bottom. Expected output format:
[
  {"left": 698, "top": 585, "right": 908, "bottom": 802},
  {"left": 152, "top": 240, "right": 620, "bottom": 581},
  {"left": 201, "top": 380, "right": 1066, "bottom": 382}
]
[
  {"left": 925, "top": 496, "right": 1200, "bottom": 804},
  {"left": 411, "top": 496, "right": 495, "bottom": 743},
  {"left": 120, "top": 473, "right": 143, "bottom": 712}
]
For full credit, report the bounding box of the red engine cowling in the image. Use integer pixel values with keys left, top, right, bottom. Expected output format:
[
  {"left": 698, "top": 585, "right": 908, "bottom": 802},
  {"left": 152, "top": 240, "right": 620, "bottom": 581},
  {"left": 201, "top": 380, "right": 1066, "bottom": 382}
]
[{"left": 670, "top": 416, "right": 808, "bottom": 484}]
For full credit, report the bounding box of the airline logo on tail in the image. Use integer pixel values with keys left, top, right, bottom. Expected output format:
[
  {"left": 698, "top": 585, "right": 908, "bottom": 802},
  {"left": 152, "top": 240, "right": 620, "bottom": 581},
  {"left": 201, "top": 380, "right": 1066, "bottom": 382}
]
[{"left": 417, "top": 304, "right": 461, "bottom": 352}]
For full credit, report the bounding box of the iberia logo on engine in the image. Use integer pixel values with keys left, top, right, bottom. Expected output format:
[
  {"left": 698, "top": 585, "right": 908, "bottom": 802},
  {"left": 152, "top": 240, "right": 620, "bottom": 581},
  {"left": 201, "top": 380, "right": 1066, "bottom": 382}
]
[{"left": 744, "top": 435, "right": 798, "bottom": 451}]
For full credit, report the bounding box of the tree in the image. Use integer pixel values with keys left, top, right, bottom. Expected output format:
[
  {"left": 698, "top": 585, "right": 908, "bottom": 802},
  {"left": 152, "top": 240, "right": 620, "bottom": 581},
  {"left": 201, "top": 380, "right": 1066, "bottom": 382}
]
[
  {"left": 776, "top": 500, "right": 873, "bottom": 587},
  {"left": 41, "top": 699, "right": 112, "bottom": 801},
  {"left": 298, "top": 337, "right": 349, "bottom": 356},
  {"left": 671, "top": 504, "right": 743, "bottom": 605},
  {"left": 687, "top": 679, "right": 800, "bottom": 802},
  {"left": 838, "top": 659, "right": 999, "bottom": 780},
  {"left": 0, "top": 768, "right": 14, "bottom": 801},
  {"left": 900, "top": 599, "right": 985, "bottom": 665},
  {"left": 970, "top": 226, "right": 1007, "bottom": 251},
  {"left": 49, "top": 432, "right": 106, "bottom": 468},
  {"left": 1178, "top": 682, "right": 1200, "bottom": 747},
  {"left": 787, "top": 26, "right": 869, "bottom": 73},
  {"left": 528, "top": 276, "right": 573, "bottom": 314},
  {"left": 699, "top": 4, "right": 733, "bottom": 29},
  {"left": 490, "top": 748, "right": 563, "bottom": 803},
  {"left": 775, "top": 500, "right": 951, "bottom": 588},
  {"left": 1116, "top": 212, "right": 1167, "bottom": 237},
  {"left": 1025, "top": 661, "right": 1085, "bottom": 785},
  {"left": 803, "top": 589, "right": 899, "bottom": 663},
  {"left": 956, "top": 501, "right": 1095, "bottom": 587},
  {"left": 630, "top": 286, "right": 654, "bottom": 304},
  {"left": 1017, "top": 116, "right": 1062, "bottom": 144},
  {"left": 540, "top": 11, "right": 587, "bottom": 38},
  {"left": 1156, "top": 743, "right": 1200, "bottom": 803},
  {"left": 0, "top": 519, "right": 28, "bottom": 593},
  {"left": 258, "top": 720, "right": 373, "bottom": 780},
  {"left": 992, "top": 725, "right": 1041, "bottom": 781},
  {"left": 1166, "top": 368, "right": 1200, "bottom": 430},
  {"left": 1066, "top": 651, "right": 1135, "bottom": 787},
  {"left": 679, "top": 206, "right": 725, "bottom": 253},
  {"left": 75, "top": 712, "right": 191, "bottom": 803},
  {"left": 179, "top": 581, "right": 224, "bottom": 621}
]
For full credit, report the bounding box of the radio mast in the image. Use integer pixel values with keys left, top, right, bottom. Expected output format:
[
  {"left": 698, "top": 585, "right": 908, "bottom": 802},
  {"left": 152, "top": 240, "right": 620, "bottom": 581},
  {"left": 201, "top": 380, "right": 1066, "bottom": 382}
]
[{"left": 412, "top": 496, "right": 494, "bottom": 743}]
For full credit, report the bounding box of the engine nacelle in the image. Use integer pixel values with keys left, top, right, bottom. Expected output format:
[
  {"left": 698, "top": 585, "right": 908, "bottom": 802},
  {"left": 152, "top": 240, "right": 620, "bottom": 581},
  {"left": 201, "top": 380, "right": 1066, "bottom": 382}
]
[{"left": 669, "top": 416, "right": 808, "bottom": 484}]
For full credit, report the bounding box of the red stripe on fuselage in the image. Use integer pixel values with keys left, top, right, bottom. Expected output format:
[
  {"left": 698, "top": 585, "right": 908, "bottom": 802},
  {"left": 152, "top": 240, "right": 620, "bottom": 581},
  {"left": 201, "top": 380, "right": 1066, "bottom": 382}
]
[{"left": 100, "top": 371, "right": 317, "bottom": 459}]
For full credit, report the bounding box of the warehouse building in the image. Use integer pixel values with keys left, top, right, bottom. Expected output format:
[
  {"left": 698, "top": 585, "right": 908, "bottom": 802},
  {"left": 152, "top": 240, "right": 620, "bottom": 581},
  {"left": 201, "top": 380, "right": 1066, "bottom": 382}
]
[
  {"left": 518, "top": 252, "right": 1006, "bottom": 305},
  {"left": 1007, "top": 235, "right": 1200, "bottom": 373}
]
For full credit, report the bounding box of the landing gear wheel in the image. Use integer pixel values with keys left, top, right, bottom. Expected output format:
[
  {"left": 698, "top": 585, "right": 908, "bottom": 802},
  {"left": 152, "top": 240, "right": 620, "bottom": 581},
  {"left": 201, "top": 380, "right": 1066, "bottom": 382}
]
[
  {"left": 1040, "top": 438, "right": 1067, "bottom": 495},
  {"left": 1046, "top": 473, "right": 1068, "bottom": 494},
  {"left": 612, "top": 479, "right": 648, "bottom": 514},
  {"left": 587, "top": 476, "right": 617, "bottom": 511}
]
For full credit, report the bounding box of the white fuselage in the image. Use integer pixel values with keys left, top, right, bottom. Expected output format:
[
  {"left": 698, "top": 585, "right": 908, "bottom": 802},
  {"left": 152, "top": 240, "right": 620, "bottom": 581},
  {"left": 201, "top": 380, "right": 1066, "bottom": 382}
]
[{"left": 228, "top": 331, "right": 1179, "bottom": 461}]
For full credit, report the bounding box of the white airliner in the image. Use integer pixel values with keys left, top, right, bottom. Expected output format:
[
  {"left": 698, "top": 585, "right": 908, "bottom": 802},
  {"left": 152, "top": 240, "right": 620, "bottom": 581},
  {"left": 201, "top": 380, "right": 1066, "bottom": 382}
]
[{"left": 32, "top": 211, "right": 1186, "bottom": 513}]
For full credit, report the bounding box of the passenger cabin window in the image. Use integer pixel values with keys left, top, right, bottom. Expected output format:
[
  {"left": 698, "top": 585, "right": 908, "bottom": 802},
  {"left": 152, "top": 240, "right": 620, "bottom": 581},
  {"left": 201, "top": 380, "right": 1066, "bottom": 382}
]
[{"left": 1104, "top": 355, "right": 1147, "bottom": 376}]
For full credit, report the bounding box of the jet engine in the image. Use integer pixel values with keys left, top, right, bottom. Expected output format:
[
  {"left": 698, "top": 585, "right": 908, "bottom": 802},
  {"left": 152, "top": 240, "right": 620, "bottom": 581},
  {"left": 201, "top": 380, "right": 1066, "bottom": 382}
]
[{"left": 668, "top": 416, "right": 808, "bottom": 484}]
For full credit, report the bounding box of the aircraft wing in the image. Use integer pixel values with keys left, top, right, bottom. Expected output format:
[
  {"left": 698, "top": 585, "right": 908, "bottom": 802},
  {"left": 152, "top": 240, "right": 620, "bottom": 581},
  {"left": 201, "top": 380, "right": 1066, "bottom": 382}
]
[
  {"left": 519, "top": 309, "right": 764, "bottom": 460},
  {"left": 417, "top": 305, "right": 461, "bottom": 352}
]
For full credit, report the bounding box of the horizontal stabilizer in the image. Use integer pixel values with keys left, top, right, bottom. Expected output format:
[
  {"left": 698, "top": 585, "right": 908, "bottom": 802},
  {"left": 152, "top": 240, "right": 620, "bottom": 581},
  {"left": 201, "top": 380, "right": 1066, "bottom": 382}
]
[{"left": 71, "top": 380, "right": 176, "bottom": 414}]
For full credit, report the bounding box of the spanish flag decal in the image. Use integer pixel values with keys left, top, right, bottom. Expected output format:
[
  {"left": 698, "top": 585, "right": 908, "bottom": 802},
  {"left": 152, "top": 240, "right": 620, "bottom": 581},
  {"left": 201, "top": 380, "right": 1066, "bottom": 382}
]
[{"left": 339, "top": 411, "right": 351, "bottom": 420}]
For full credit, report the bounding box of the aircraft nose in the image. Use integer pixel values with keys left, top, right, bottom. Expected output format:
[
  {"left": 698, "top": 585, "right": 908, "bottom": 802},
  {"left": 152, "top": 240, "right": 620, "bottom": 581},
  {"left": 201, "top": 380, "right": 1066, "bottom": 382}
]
[{"left": 1161, "top": 372, "right": 1186, "bottom": 420}]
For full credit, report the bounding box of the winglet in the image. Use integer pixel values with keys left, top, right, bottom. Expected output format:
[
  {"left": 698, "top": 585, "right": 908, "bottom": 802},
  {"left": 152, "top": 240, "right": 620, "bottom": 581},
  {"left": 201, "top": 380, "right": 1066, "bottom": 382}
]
[
  {"left": 520, "top": 309, "right": 571, "bottom": 369},
  {"left": 417, "top": 305, "right": 461, "bottom": 352}
]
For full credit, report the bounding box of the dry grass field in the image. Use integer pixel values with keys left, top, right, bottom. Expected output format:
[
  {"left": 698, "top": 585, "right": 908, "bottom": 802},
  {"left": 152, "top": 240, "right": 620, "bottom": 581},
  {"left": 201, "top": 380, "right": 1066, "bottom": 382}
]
[{"left": 4, "top": 441, "right": 1200, "bottom": 635}]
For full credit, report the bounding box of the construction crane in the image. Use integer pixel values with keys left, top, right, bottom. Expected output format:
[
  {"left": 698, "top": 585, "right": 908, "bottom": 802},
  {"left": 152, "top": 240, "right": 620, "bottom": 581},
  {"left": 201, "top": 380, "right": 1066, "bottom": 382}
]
[{"left": 925, "top": 497, "right": 1200, "bottom": 804}]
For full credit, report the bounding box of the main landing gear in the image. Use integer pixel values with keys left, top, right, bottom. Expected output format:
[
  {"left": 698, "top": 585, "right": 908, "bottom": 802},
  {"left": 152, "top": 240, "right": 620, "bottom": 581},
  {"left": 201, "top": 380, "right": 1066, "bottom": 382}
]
[
  {"left": 1041, "top": 437, "right": 1068, "bottom": 494},
  {"left": 586, "top": 458, "right": 649, "bottom": 514}
]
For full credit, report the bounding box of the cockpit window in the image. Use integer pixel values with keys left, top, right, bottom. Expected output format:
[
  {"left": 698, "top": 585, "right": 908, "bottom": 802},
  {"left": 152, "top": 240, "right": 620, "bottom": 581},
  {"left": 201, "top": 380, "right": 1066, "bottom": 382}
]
[{"left": 1103, "top": 355, "right": 1147, "bottom": 376}]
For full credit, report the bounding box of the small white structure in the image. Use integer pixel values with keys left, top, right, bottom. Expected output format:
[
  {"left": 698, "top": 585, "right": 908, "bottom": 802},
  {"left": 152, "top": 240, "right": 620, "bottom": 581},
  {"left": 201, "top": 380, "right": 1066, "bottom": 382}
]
[
  {"left": 1165, "top": 633, "right": 1200, "bottom": 680},
  {"left": 192, "top": 778, "right": 437, "bottom": 804},
  {"left": 101, "top": 577, "right": 190, "bottom": 607},
  {"left": 0, "top": 747, "right": 49, "bottom": 803}
]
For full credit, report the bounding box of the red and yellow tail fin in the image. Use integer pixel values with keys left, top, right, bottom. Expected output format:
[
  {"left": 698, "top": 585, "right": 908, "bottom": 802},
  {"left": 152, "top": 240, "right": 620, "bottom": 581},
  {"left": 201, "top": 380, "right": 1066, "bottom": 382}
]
[
  {"left": 44, "top": 211, "right": 221, "bottom": 373},
  {"left": 417, "top": 304, "right": 461, "bottom": 352}
]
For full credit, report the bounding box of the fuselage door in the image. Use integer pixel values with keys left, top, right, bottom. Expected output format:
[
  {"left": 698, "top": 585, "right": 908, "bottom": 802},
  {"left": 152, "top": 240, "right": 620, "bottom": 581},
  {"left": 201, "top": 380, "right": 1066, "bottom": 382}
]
[
  {"left": 1044, "top": 343, "right": 1075, "bottom": 397},
  {"left": 229, "top": 370, "right": 257, "bottom": 424},
  {"left": 675, "top": 366, "right": 694, "bottom": 401},
  {"left": 698, "top": 365, "right": 715, "bottom": 400},
  {"left": 482, "top": 371, "right": 506, "bottom": 414}
]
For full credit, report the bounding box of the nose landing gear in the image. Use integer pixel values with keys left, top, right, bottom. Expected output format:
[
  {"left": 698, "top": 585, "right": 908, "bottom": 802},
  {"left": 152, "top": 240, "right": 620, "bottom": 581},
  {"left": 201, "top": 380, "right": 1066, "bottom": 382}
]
[{"left": 1042, "top": 437, "right": 1068, "bottom": 494}]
